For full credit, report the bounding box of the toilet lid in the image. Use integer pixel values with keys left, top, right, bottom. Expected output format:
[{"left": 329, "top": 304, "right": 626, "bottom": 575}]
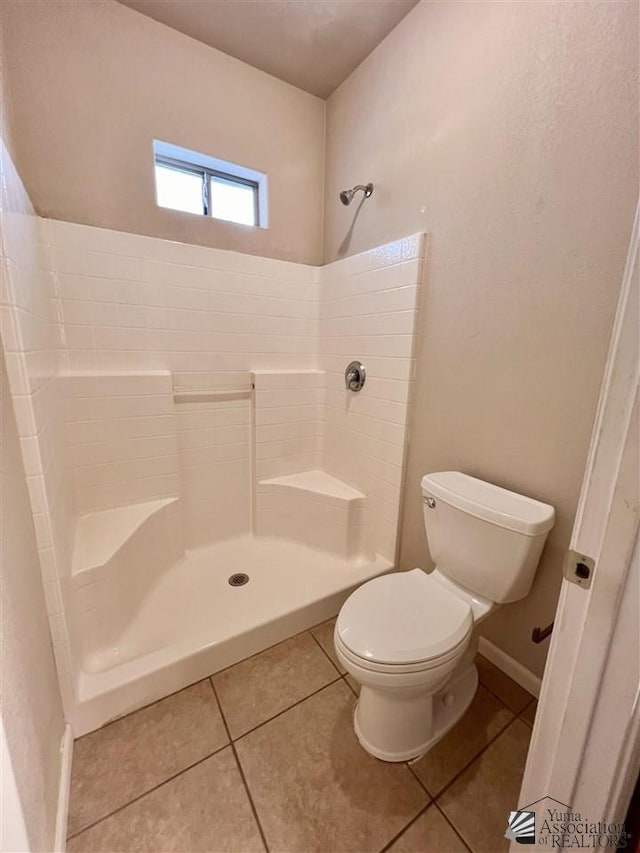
[{"left": 336, "top": 569, "right": 473, "bottom": 665}]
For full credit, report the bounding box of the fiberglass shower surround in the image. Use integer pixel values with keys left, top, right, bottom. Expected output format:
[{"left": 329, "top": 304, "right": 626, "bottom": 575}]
[{"left": 1, "top": 203, "right": 425, "bottom": 734}]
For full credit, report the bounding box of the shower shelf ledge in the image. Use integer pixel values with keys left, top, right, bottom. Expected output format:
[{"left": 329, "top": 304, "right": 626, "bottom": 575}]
[
  {"left": 257, "top": 470, "right": 365, "bottom": 505},
  {"left": 72, "top": 497, "right": 179, "bottom": 577}
]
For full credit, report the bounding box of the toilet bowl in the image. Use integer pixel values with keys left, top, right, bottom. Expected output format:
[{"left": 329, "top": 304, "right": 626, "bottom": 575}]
[
  {"left": 335, "top": 568, "right": 483, "bottom": 761},
  {"left": 335, "top": 471, "right": 555, "bottom": 762}
]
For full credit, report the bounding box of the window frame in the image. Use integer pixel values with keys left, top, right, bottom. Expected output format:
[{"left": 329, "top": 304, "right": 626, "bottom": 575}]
[{"left": 153, "top": 140, "right": 268, "bottom": 229}]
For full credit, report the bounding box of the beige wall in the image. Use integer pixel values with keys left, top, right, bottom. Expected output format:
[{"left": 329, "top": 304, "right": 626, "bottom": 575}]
[
  {"left": 1, "top": 0, "right": 325, "bottom": 264},
  {"left": 0, "top": 347, "right": 66, "bottom": 851},
  {"left": 324, "top": 1, "right": 639, "bottom": 676}
]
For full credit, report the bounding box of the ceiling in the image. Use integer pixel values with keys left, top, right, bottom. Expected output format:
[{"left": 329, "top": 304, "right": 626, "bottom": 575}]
[{"left": 117, "top": 0, "right": 419, "bottom": 98}]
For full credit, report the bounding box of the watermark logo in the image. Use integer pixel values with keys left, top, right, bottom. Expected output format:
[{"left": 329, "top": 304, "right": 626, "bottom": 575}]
[
  {"left": 506, "top": 810, "right": 536, "bottom": 844},
  {"left": 505, "top": 797, "right": 630, "bottom": 848}
]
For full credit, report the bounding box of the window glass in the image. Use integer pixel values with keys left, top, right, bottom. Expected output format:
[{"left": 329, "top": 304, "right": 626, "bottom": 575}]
[
  {"left": 152, "top": 140, "right": 266, "bottom": 228},
  {"left": 155, "top": 163, "right": 204, "bottom": 215},
  {"left": 210, "top": 175, "right": 256, "bottom": 227}
]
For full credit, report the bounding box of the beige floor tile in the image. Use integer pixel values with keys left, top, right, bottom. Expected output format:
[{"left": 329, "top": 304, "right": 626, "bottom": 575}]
[
  {"left": 411, "top": 685, "right": 513, "bottom": 796},
  {"left": 438, "top": 719, "right": 531, "bottom": 852},
  {"left": 387, "top": 805, "right": 469, "bottom": 853},
  {"left": 521, "top": 699, "right": 538, "bottom": 727},
  {"left": 476, "top": 655, "right": 533, "bottom": 713},
  {"left": 310, "top": 617, "right": 346, "bottom": 673},
  {"left": 67, "top": 748, "right": 264, "bottom": 853},
  {"left": 212, "top": 631, "right": 339, "bottom": 738},
  {"left": 235, "top": 680, "right": 428, "bottom": 852},
  {"left": 68, "top": 680, "right": 228, "bottom": 836}
]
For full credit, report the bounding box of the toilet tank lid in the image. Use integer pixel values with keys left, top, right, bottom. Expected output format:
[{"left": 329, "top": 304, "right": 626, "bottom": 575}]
[{"left": 421, "top": 472, "right": 555, "bottom": 536}]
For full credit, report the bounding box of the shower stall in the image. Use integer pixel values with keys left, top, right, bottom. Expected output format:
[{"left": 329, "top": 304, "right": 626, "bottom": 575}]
[{"left": 1, "top": 161, "right": 425, "bottom": 733}]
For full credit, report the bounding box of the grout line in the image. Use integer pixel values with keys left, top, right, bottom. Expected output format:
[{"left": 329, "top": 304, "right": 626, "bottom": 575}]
[
  {"left": 75, "top": 627, "right": 327, "bottom": 743},
  {"left": 228, "top": 674, "right": 344, "bottom": 743},
  {"left": 406, "top": 762, "right": 429, "bottom": 796},
  {"left": 434, "top": 714, "right": 519, "bottom": 803},
  {"left": 479, "top": 681, "right": 533, "bottom": 718},
  {"left": 342, "top": 674, "right": 358, "bottom": 697},
  {"left": 372, "top": 721, "right": 437, "bottom": 851},
  {"left": 475, "top": 655, "right": 535, "bottom": 713},
  {"left": 209, "top": 680, "right": 270, "bottom": 853},
  {"left": 477, "top": 678, "right": 531, "bottom": 714},
  {"left": 378, "top": 802, "right": 432, "bottom": 853},
  {"left": 210, "top": 626, "right": 319, "bottom": 680},
  {"left": 518, "top": 697, "right": 537, "bottom": 728},
  {"left": 308, "top": 624, "right": 343, "bottom": 676},
  {"left": 66, "top": 742, "right": 230, "bottom": 840},
  {"left": 72, "top": 676, "right": 217, "bottom": 742},
  {"left": 433, "top": 801, "right": 474, "bottom": 853}
]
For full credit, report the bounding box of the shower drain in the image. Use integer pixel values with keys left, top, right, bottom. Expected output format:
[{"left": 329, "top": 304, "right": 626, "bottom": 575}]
[{"left": 228, "top": 572, "right": 250, "bottom": 587}]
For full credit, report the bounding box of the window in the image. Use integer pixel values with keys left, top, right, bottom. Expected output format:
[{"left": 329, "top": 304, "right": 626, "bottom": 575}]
[{"left": 153, "top": 140, "right": 267, "bottom": 228}]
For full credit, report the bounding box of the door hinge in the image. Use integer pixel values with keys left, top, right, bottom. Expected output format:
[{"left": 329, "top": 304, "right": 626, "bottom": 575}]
[{"left": 563, "top": 550, "right": 595, "bottom": 590}]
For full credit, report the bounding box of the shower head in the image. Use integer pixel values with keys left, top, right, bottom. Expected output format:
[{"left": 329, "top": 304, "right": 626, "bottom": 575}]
[{"left": 339, "top": 183, "right": 374, "bottom": 206}]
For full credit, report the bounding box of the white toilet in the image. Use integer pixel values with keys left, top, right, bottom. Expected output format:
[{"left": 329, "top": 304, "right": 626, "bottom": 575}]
[{"left": 334, "top": 471, "right": 555, "bottom": 762}]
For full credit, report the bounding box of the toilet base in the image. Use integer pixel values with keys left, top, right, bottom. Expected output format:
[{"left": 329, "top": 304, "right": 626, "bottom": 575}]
[{"left": 353, "top": 664, "right": 479, "bottom": 763}]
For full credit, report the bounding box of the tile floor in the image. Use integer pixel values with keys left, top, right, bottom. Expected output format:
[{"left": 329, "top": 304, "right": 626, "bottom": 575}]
[{"left": 67, "top": 621, "right": 537, "bottom": 853}]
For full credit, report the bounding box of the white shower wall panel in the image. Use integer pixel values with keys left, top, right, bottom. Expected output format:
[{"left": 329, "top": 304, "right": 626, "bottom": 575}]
[
  {"left": 45, "top": 219, "right": 319, "bottom": 377},
  {"left": 1, "top": 143, "right": 76, "bottom": 705},
  {"left": 176, "top": 394, "right": 251, "bottom": 548},
  {"left": 318, "top": 235, "right": 425, "bottom": 561},
  {"left": 45, "top": 221, "right": 424, "bottom": 569},
  {"left": 45, "top": 220, "right": 320, "bottom": 553},
  {"left": 253, "top": 370, "right": 324, "bottom": 481},
  {"left": 61, "top": 372, "right": 179, "bottom": 514}
]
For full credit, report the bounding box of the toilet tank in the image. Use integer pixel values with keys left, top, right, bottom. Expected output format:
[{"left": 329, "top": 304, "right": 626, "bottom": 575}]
[{"left": 421, "top": 472, "right": 554, "bottom": 604}]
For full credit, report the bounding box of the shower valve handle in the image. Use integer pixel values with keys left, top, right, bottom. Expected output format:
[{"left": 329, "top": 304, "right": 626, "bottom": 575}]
[{"left": 345, "top": 361, "right": 366, "bottom": 392}]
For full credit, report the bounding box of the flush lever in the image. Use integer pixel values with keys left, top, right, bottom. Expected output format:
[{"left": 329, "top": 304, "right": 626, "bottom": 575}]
[{"left": 345, "top": 360, "right": 366, "bottom": 392}]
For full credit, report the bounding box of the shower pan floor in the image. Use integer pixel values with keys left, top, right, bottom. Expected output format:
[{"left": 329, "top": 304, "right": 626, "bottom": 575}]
[{"left": 72, "top": 535, "right": 392, "bottom": 735}]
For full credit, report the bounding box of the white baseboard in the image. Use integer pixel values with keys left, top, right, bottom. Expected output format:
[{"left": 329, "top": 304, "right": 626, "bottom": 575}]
[
  {"left": 54, "top": 724, "right": 73, "bottom": 853},
  {"left": 478, "top": 636, "right": 542, "bottom": 698}
]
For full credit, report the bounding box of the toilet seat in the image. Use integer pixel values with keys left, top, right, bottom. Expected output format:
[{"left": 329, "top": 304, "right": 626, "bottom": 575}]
[
  {"left": 336, "top": 569, "right": 473, "bottom": 669},
  {"left": 335, "top": 630, "right": 471, "bottom": 675}
]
